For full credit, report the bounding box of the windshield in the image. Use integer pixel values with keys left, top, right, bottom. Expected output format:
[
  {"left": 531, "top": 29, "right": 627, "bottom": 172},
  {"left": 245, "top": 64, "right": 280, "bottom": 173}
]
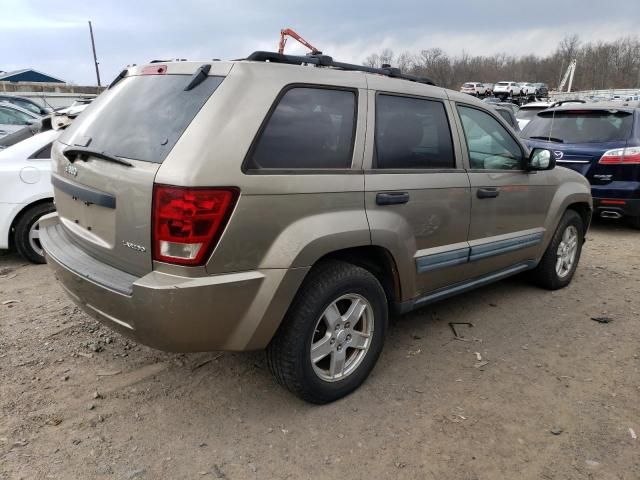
[
  {"left": 496, "top": 82, "right": 509, "bottom": 86},
  {"left": 60, "top": 74, "right": 224, "bottom": 163},
  {"left": 523, "top": 110, "right": 633, "bottom": 143}
]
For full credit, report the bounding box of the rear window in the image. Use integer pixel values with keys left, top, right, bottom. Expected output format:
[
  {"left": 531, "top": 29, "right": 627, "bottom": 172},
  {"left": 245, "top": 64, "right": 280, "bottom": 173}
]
[
  {"left": 463, "top": 83, "right": 474, "bottom": 88},
  {"left": 247, "top": 87, "right": 356, "bottom": 170},
  {"left": 59, "top": 74, "right": 224, "bottom": 163},
  {"left": 523, "top": 110, "right": 634, "bottom": 143},
  {"left": 496, "top": 82, "right": 509, "bottom": 86}
]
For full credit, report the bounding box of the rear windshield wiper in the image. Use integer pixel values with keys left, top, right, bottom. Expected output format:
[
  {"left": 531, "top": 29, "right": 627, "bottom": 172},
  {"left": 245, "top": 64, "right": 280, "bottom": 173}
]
[
  {"left": 528, "top": 135, "right": 565, "bottom": 143},
  {"left": 184, "top": 64, "right": 212, "bottom": 91},
  {"left": 63, "top": 146, "right": 133, "bottom": 167}
]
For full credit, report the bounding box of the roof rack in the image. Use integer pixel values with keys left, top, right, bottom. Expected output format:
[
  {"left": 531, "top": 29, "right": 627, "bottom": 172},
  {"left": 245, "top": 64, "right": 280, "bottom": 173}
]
[{"left": 244, "top": 51, "right": 436, "bottom": 86}]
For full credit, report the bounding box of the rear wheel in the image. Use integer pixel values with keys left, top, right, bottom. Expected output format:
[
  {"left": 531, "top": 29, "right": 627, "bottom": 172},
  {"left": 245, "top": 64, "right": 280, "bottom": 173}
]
[
  {"left": 629, "top": 215, "right": 640, "bottom": 230},
  {"left": 266, "top": 260, "right": 388, "bottom": 404},
  {"left": 14, "top": 202, "right": 55, "bottom": 264},
  {"left": 530, "top": 210, "right": 584, "bottom": 290}
]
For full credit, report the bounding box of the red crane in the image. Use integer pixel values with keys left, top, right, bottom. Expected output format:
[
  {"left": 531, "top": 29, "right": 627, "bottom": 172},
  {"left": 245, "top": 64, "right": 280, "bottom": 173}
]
[{"left": 278, "top": 28, "right": 321, "bottom": 55}]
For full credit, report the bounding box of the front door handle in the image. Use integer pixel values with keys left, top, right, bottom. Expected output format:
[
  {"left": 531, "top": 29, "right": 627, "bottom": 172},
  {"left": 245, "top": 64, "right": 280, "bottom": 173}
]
[
  {"left": 477, "top": 188, "right": 500, "bottom": 199},
  {"left": 376, "top": 192, "right": 410, "bottom": 205}
]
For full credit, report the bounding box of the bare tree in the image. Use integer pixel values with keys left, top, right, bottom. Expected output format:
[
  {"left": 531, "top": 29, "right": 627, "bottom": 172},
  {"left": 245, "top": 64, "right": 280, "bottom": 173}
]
[{"left": 362, "top": 35, "right": 640, "bottom": 90}]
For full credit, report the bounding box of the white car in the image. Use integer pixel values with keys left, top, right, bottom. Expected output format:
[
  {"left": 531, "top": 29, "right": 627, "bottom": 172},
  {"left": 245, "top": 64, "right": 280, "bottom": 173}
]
[
  {"left": 0, "top": 129, "right": 59, "bottom": 263},
  {"left": 519, "top": 83, "right": 538, "bottom": 96},
  {"left": 493, "top": 81, "right": 522, "bottom": 97},
  {"left": 515, "top": 101, "right": 553, "bottom": 130},
  {"left": 460, "top": 82, "right": 488, "bottom": 96}
]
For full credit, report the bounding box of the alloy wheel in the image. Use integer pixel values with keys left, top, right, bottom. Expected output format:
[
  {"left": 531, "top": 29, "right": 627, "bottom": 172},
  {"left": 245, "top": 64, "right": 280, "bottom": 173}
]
[{"left": 310, "top": 294, "right": 374, "bottom": 382}]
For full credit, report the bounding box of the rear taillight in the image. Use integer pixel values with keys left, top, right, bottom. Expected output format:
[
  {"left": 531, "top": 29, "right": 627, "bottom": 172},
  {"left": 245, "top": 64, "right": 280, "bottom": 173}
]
[
  {"left": 599, "top": 147, "right": 640, "bottom": 164},
  {"left": 152, "top": 185, "right": 238, "bottom": 266}
]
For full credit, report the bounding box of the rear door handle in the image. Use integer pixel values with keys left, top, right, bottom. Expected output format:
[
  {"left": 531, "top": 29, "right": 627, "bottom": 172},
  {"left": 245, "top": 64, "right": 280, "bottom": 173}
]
[
  {"left": 376, "top": 192, "right": 410, "bottom": 205},
  {"left": 477, "top": 188, "right": 500, "bottom": 199}
]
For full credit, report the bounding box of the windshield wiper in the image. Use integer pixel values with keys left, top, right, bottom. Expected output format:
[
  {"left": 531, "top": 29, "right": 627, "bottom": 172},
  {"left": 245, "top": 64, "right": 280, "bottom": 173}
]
[
  {"left": 63, "top": 146, "right": 133, "bottom": 167},
  {"left": 528, "top": 135, "right": 565, "bottom": 143},
  {"left": 184, "top": 64, "right": 212, "bottom": 91}
]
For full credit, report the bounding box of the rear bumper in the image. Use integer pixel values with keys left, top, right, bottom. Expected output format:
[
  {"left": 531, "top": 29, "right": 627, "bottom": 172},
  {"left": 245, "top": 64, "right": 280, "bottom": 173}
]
[
  {"left": 593, "top": 197, "right": 640, "bottom": 217},
  {"left": 40, "top": 213, "right": 308, "bottom": 352}
]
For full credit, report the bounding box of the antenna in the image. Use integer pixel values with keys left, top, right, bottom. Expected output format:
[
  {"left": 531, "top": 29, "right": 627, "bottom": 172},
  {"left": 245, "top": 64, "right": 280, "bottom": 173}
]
[{"left": 88, "top": 20, "right": 102, "bottom": 87}]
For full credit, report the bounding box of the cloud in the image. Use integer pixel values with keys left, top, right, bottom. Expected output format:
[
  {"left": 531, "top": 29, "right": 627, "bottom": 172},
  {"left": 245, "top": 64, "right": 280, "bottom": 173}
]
[{"left": 1, "top": 0, "right": 638, "bottom": 84}]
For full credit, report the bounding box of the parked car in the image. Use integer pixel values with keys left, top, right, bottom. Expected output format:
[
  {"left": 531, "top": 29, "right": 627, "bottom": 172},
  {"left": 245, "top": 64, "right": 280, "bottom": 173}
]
[
  {"left": 0, "top": 101, "right": 89, "bottom": 151},
  {"left": 516, "top": 101, "right": 553, "bottom": 130},
  {"left": 0, "top": 102, "right": 41, "bottom": 139},
  {"left": 0, "top": 95, "right": 52, "bottom": 116},
  {"left": 483, "top": 83, "right": 494, "bottom": 94},
  {"left": 533, "top": 83, "right": 549, "bottom": 97},
  {"left": 482, "top": 96, "right": 502, "bottom": 105},
  {"left": 0, "top": 129, "right": 59, "bottom": 262},
  {"left": 492, "top": 105, "right": 520, "bottom": 132},
  {"left": 493, "top": 81, "right": 522, "bottom": 97},
  {"left": 460, "top": 82, "right": 488, "bottom": 96},
  {"left": 522, "top": 103, "right": 639, "bottom": 228},
  {"left": 519, "top": 83, "right": 538, "bottom": 96},
  {"left": 40, "top": 53, "right": 592, "bottom": 403}
]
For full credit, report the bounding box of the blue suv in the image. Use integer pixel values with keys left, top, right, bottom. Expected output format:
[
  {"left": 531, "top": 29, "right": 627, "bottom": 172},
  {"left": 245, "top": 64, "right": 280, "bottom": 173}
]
[{"left": 522, "top": 103, "right": 640, "bottom": 228}]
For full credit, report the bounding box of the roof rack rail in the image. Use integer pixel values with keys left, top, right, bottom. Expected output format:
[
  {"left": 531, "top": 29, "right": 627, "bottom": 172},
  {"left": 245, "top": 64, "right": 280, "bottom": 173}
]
[{"left": 244, "top": 51, "right": 436, "bottom": 86}]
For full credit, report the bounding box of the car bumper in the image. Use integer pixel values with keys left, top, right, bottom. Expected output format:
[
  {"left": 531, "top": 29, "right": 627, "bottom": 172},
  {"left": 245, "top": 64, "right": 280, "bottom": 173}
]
[
  {"left": 593, "top": 197, "right": 640, "bottom": 217},
  {"left": 39, "top": 213, "right": 308, "bottom": 352}
]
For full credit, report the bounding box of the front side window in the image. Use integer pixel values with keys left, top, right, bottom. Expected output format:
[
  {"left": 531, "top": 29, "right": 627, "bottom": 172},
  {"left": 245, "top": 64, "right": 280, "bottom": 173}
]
[
  {"left": 247, "top": 87, "right": 356, "bottom": 170},
  {"left": 375, "top": 94, "right": 455, "bottom": 169},
  {"left": 457, "top": 105, "right": 523, "bottom": 170}
]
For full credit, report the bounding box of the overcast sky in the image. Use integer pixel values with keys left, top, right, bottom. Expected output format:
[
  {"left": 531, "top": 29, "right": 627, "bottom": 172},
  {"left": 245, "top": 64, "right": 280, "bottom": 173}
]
[{"left": 2, "top": 0, "right": 639, "bottom": 85}]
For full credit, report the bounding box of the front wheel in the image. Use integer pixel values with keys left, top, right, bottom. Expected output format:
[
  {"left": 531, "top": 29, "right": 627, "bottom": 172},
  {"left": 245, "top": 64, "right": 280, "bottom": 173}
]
[
  {"left": 530, "top": 210, "right": 584, "bottom": 290},
  {"left": 13, "top": 202, "right": 55, "bottom": 264},
  {"left": 266, "top": 260, "right": 388, "bottom": 404}
]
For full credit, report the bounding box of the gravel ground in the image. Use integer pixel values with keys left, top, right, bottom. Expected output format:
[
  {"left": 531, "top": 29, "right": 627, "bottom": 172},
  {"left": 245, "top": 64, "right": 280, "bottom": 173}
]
[{"left": 1, "top": 220, "right": 639, "bottom": 480}]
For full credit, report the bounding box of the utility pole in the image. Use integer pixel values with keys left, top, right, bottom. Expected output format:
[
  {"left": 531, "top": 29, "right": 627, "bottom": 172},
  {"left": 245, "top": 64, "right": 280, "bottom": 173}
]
[{"left": 88, "top": 20, "right": 101, "bottom": 86}]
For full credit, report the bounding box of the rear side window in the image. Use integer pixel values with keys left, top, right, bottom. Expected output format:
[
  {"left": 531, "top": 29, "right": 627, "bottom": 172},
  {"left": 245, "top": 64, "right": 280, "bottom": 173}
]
[
  {"left": 247, "top": 87, "right": 356, "bottom": 170},
  {"left": 523, "top": 110, "right": 633, "bottom": 143},
  {"left": 375, "top": 94, "right": 455, "bottom": 169},
  {"left": 59, "top": 74, "right": 224, "bottom": 163}
]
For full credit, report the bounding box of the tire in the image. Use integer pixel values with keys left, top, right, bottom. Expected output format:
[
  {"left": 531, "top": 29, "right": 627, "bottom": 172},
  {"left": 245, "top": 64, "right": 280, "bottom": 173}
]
[
  {"left": 13, "top": 202, "right": 55, "bottom": 264},
  {"left": 530, "top": 210, "right": 584, "bottom": 290},
  {"left": 266, "top": 260, "right": 388, "bottom": 404}
]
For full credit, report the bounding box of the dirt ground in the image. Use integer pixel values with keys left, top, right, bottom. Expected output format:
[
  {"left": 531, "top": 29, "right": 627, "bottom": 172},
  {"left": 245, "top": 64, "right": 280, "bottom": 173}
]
[{"left": 1, "top": 219, "right": 638, "bottom": 480}]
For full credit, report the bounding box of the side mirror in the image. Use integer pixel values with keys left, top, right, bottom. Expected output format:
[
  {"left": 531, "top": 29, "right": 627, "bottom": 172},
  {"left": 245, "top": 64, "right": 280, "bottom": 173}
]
[
  {"left": 25, "top": 118, "right": 38, "bottom": 126},
  {"left": 527, "top": 148, "right": 555, "bottom": 171}
]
